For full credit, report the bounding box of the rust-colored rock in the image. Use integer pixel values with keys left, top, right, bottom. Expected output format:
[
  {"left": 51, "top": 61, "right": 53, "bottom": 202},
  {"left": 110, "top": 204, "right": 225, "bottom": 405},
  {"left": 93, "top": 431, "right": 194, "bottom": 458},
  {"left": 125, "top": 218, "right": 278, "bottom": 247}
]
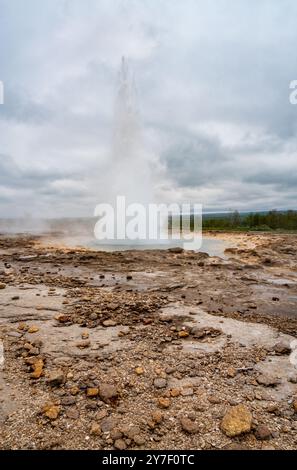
[
  {"left": 178, "top": 330, "right": 189, "bottom": 338},
  {"left": 152, "top": 411, "right": 163, "bottom": 424},
  {"left": 158, "top": 397, "right": 171, "bottom": 409},
  {"left": 43, "top": 403, "right": 61, "bottom": 420},
  {"left": 30, "top": 358, "right": 44, "bottom": 379},
  {"left": 86, "top": 388, "right": 99, "bottom": 397}
]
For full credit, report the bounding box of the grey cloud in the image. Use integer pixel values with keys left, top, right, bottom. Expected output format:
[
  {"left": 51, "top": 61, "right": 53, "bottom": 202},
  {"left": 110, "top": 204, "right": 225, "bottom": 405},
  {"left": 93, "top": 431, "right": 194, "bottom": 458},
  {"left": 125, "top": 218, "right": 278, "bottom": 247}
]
[
  {"left": 162, "top": 132, "right": 229, "bottom": 187},
  {"left": 244, "top": 170, "right": 297, "bottom": 190},
  {"left": 0, "top": 0, "right": 297, "bottom": 216},
  {"left": 0, "top": 154, "right": 80, "bottom": 189}
]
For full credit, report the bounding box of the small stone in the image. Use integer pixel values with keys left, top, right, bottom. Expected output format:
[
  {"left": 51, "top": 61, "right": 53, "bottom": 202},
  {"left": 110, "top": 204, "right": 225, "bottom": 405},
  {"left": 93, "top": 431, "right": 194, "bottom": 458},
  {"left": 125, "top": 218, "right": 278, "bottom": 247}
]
[
  {"left": 43, "top": 403, "right": 61, "bottom": 420},
  {"left": 60, "top": 396, "right": 76, "bottom": 406},
  {"left": 168, "top": 247, "right": 184, "bottom": 254},
  {"left": 158, "top": 397, "right": 171, "bottom": 409},
  {"left": 86, "top": 402, "right": 97, "bottom": 411},
  {"left": 99, "top": 383, "right": 118, "bottom": 404},
  {"left": 208, "top": 395, "right": 222, "bottom": 404},
  {"left": 273, "top": 341, "right": 291, "bottom": 355},
  {"left": 134, "top": 435, "right": 146, "bottom": 446},
  {"left": 101, "top": 417, "right": 118, "bottom": 433},
  {"left": 28, "top": 325, "right": 39, "bottom": 334},
  {"left": 114, "top": 439, "right": 127, "bottom": 450},
  {"left": 221, "top": 404, "right": 252, "bottom": 437},
  {"left": 81, "top": 332, "right": 89, "bottom": 339},
  {"left": 135, "top": 367, "right": 144, "bottom": 375},
  {"left": 55, "top": 314, "right": 71, "bottom": 324},
  {"left": 180, "top": 417, "right": 199, "bottom": 434},
  {"left": 30, "top": 358, "right": 44, "bottom": 379},
  {"left": 90, "top": 422, "right": 101, "bottom": 436},
  {"left": 256, "top": 374, "right": 281, "bottom": 387},
  {"left": 47, "top": 370, "right": 64, "bottom": 387},
  {"left": 11, "top": 296, "right": 20, "bottom": 300},
  {"left": 86, "top": 388, "right": 99, "bottom": 398},
  {"left": 255, "top": 425, "right": 272, "bottom": 441},
  {"left": 110, "top": 428, "right": 123, "bottom": 440},
  {"left": 103, "top": 320, "right": 117, "bottom": 327},
  {"left": 165, "top": 367, "right": 176, "bottom": 375},
  {"left": 191, "top": 326, "right": 222, "bottom": 339},
  {"left": 18, "top": 322, "right": 28, "bottom": 331},
  {"left": 152, "top": 411, "right": 163, "bottom": 424},
  {"left": 96, "top": 409, "right": 108, "bottom": 420},
  {"left": 170, "top": 388, "right": 180, "bottom": 397},
  {"left": 66, "top": 408, "right": 79, "bottom": 420},
  {"left": 0, "top": 283, "right": 6, "bottom": 289},
  {"left": 70, "top": 386, "right": 80, "bottom": 396},
  {"left": 282, "top": 425, "right": 291, "bottom": 433},
  {"left": 154, "top": 378, "right": 167, "bottom": 389},
  {"left": 126, "top": 275, "right": 133, "bottom": 281},
  {"left": 227, "top": 367, "right": 237, "bottom": 378},
  {"left": 90, "top": 313, "right": 98, "bottom": 320},
  {"left": 121, "top": 425, "right": 141, "bottom": 440},
  {"left": 76, "top": 340, "right": 90, "bottom": 349},
  {"left": 292, "top": 400, "right": 297, "bottom": 413},
  {"left": 266, "top": 404, "right": 279, "bottom": 414},
  {"left": 288, "top": 373, "right": 297, "bottom": 384},
  {"left": 178, "top": 331, "right": 189, "bottom": 338}
]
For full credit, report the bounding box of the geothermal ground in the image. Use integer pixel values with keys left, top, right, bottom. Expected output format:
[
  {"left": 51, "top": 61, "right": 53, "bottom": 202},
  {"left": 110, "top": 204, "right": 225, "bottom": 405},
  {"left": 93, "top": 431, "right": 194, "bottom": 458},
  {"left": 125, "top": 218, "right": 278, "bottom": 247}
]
[{"left": 0, "top": 232, "right": 297, "bottom": 450}]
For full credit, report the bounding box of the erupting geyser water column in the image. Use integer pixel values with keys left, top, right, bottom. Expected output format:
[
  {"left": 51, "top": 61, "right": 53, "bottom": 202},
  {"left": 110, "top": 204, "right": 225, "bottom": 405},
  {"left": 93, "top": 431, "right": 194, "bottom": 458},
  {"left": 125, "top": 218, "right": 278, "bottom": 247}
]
[
  {"left": 95, "top": 58, "right": 178, "bottom": 246},
  {"left": 108, "top": 57, "right": 153, "bottom": 206}
]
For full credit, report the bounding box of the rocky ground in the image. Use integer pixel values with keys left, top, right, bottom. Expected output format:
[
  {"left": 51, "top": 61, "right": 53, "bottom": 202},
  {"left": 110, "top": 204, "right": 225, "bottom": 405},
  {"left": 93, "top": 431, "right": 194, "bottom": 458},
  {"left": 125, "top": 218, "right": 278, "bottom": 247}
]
[{"left": 0, "top": 231, "right": 297, "bottom": 450}]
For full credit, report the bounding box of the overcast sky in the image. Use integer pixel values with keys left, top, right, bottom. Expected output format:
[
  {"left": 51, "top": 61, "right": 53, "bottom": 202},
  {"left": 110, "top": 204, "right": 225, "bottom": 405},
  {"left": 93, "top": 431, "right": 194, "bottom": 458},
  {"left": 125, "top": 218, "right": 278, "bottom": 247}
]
[{"left": 0, "top": 0, "right": 297, "bottom": 218}]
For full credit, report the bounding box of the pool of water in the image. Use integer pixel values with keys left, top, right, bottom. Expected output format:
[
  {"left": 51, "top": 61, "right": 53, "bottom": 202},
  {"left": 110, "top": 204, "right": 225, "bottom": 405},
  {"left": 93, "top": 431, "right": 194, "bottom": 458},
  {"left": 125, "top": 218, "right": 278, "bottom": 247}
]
[{"left": 65, "top": 236, "right": 232, "bottom": 259}]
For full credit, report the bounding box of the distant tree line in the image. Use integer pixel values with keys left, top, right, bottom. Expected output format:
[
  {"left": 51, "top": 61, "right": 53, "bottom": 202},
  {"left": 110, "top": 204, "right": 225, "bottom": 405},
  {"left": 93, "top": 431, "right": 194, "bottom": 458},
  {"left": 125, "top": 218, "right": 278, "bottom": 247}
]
[{"left": 202, "top": 210, "right": 297, "bottom": 231}]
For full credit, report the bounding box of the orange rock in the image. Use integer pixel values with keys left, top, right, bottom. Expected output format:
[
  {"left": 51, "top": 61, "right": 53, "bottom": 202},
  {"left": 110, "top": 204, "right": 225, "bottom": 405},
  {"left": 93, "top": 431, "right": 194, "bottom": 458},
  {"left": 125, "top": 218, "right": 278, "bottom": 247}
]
[
  {"left": 55, "top": 314, "right": 70, "bottom": 323},
  {"left": 43, "top": 403, "right": 61, "bottom": 420},
  {"left": 221, "top": 404, "right": 252, "bottom": 437},
  {"left": 158, "top": 397, "right": 171, "bottom": 409},
  {"left": 170, "top": 388, "right": 180, "bottom": 398},
  {"left": 152, "top": 411, "right": 163, "bottom": 424},
  {"left": 135, "top": 367, "right": 144, "bottom": 375},
  {"left": 28, "top": 325, "right": 39, "bottom": 334},
  {"left": 86, "top": 388, "right": 99, "bottom": 397},
  {"left": 178, "top": 331, "right": 189, "bottom": 338},
  {"left": 30, "top": 358, "right": 44, "bottom": 379},
  {"left": 227, "top": 367, "right": 237, "bottom": 378}
]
